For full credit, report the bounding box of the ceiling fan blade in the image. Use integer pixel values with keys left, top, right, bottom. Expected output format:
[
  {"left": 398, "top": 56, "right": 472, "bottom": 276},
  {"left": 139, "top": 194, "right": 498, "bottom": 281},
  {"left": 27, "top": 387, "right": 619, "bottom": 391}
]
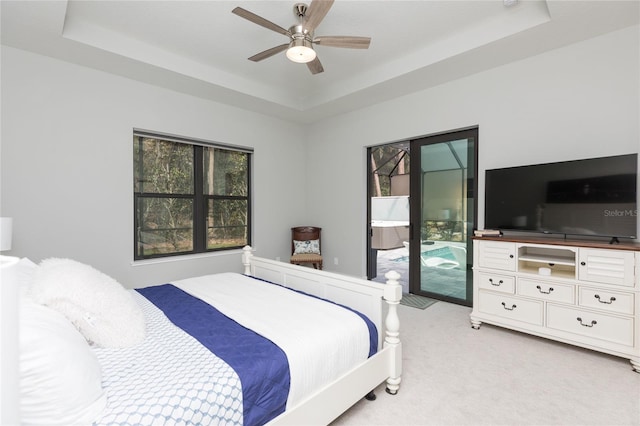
[
  {"left": 232, "top": 7, "right": 291, "bottom": 37},
  {"left": 313, "top": 36, "right": 371, "bottom": 49},
  {"left": 248, "top": 44, "right": 290, "bottom": 62},
  {"left": 307, "top": 56, "right": 324, "bottom": 74},
  {"left": 303, "top": 0, "right": 334, "bottom": 32}
]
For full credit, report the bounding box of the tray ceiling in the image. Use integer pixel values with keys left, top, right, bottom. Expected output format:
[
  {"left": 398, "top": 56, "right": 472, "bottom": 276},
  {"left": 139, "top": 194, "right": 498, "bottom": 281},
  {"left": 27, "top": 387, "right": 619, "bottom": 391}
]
[{"left": 1, "top": 1, "right": 638, "bottom": 123}]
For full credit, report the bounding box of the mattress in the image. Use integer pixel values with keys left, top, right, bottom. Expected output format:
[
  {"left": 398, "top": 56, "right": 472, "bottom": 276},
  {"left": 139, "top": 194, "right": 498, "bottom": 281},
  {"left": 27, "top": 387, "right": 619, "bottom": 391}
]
[{"left": 92, "top": 273, "right": 377, "bottom": 426}]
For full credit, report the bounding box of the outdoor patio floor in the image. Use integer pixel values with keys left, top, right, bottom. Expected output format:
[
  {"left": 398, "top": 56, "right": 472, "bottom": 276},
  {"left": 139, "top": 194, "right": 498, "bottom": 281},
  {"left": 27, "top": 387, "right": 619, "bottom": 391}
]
[{"left": 372, "top": 245, "right": 469, "bottom": 300}]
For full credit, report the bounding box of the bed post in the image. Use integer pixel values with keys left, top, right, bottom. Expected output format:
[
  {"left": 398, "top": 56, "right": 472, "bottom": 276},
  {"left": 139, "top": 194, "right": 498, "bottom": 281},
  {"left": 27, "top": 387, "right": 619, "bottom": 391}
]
[
  {"left": 1, "top": 256, "right": 21, "bottom": 425},
  {"left": 242, "top": 245, "right": 253, "bottom": 275},
  {"left": 383, "top": 270, "right": 402, "bottom": 395}
]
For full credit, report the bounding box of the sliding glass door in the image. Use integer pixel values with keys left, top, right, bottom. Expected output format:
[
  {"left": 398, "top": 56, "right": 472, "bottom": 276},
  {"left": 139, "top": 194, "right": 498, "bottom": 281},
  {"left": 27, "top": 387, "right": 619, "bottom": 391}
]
[{"left": 409, "top": 128, "right": 477, "bottom": 306}]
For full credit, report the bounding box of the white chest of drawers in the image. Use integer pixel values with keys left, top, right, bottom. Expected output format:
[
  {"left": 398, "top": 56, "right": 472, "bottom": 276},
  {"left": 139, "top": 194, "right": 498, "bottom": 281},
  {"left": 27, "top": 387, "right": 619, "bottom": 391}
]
[{"left": 470, "top": 237, "right": 640, "bottom": 372}]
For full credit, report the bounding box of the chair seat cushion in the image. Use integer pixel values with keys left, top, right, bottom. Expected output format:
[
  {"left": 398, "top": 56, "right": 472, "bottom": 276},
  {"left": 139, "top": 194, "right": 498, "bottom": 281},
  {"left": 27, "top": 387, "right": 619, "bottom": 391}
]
[{"left": 290, "top": 253, "right": 323, "bottom": 262}]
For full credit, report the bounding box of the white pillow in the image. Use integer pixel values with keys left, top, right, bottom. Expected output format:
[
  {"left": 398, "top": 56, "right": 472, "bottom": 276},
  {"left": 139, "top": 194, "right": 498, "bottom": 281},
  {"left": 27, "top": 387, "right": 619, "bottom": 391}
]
[
  {"left": 20, "top": 298, "right": 107, "bottom": 425},
  {"left": 29, "top": 258, "right": 145, "bottom": 348},
  {"left": 293, "top": 239, "right": 321, "bottom": 254}
]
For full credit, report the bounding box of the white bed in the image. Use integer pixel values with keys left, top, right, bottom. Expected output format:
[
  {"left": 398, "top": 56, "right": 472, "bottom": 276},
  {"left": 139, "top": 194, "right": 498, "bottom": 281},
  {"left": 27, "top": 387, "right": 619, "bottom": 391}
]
[
  {"left": 1, "top": 246, "right": 402, "bottom": 425},
  {"left": 241, "top": 247, "right": 403, "bottom": 425}
]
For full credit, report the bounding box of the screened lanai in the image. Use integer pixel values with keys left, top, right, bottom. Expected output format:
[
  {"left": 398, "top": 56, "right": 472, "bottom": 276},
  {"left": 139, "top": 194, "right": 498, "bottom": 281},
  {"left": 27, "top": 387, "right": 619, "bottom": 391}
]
[{"left": 369, "top": 131, "right": 476, "bottom": 306}]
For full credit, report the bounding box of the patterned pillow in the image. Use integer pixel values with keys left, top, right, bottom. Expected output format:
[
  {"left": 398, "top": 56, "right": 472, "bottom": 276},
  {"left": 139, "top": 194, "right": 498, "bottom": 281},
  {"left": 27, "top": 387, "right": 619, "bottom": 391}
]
[{"left": 293, "top": 239, "right": 320, "bottom": 255}]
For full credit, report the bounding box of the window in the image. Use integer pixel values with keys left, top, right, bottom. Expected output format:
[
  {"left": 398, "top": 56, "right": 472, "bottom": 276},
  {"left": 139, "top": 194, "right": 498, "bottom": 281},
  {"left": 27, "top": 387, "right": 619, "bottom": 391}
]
[{"left": 134, "top": 131, "right": 251, "bottom": 259}]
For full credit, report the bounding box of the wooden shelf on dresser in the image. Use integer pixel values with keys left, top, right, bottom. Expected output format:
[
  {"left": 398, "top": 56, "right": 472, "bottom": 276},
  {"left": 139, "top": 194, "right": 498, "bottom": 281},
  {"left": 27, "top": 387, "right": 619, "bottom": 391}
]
[{"left": 470, "top": 235, "right": 640, "bottom": 372}]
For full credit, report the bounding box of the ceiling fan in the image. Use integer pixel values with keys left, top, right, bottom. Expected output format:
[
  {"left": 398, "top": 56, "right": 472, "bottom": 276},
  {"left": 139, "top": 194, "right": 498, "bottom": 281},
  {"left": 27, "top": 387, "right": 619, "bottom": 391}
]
[{"left": 232, "top": 0, "right": 371, "bottom": 75}]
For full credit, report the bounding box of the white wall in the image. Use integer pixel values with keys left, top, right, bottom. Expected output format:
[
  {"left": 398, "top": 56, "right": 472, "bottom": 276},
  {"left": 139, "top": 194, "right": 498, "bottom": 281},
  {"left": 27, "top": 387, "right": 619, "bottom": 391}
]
[
  {"left": 0, "top": 46, "right": 307, "bottom": 288},
  {"left": 2, "top": 25, "right": 638, "bottom": 283},
  {"left": 306, "top": 25, "right": 640, "bottom": 277}
]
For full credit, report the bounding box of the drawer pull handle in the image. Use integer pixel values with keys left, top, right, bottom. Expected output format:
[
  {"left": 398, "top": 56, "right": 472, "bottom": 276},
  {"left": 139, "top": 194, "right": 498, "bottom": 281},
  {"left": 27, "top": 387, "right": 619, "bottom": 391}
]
[
  {"left": 536, "top": 285, "right": 554, "bottom": 294},
  {"left": 576, "top": 317, "right": 597, "bottom": 327},
  {"left": 489, "top": 278, "right": 503, "bottom": 286},
  {"left": 594, "top": 294, "right": 616, "bottom": 305},
  {"left": 501, "top": 302, "right": 516, "bottom": 311}
]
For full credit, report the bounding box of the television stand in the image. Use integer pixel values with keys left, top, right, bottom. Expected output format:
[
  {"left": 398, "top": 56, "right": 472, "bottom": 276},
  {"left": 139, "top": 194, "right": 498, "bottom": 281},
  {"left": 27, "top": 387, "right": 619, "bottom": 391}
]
[
  {"left": 470, "top": 235, "right": 640, "bottom": 372},
  {"left": 610, "top": 237, "right": 621, "bottom": 244}
]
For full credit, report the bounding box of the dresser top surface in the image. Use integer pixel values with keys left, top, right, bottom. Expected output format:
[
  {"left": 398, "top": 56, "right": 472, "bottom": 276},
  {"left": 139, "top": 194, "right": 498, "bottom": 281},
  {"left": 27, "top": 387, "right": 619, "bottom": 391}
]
[{"left": 473, "top": 235, "right": 640, "bottom": 252}]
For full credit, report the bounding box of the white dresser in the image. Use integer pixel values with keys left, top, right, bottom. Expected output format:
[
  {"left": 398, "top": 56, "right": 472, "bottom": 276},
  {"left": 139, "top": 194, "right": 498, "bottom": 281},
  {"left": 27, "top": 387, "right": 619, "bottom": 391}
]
[{"left": 470, "top": 236, "right": 640, "bottom": 372}]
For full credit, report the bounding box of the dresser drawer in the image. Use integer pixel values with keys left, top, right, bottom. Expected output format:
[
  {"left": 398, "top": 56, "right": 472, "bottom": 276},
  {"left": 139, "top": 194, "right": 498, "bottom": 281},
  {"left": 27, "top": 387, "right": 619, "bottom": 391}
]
[
  {"left": 579, "top": 287, "right": 635, "bottom": 316},
  {"left": 547, "top": 304, "right": 634, "bottom": 347},
  {"left": 478, "top": 291, "right": 543, "bottom": 325},
  {"left": 517, "top": 278, "right": 574, "bottom": 304},
  {"left": 477, "top": 272, "right": 515, "bottom": 294}
]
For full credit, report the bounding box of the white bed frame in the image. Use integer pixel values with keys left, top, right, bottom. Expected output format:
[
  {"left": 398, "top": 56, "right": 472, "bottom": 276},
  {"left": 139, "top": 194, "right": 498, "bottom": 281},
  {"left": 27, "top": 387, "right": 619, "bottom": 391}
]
[
  {"left": 241, "top": 246, "right": 403, "bottom": 425},
  {"left": 0, "top": 250, "right": 401, "bottom": 425},
  {"left": 1, "top": 256, "right": 21, "bottom": 425}
]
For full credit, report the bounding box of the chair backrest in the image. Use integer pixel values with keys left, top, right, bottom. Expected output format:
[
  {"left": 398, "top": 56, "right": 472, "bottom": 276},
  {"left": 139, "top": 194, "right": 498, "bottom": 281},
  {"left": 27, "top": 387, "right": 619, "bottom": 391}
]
[{"left": 291, "top": 226, "right": 321, "bottom": 254}]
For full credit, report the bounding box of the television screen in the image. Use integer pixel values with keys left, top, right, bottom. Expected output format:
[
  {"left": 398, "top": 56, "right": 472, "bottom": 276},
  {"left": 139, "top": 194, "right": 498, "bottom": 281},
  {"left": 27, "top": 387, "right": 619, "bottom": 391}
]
[{"left": 485, "top": 154, "right": 638, "bottom": 239}]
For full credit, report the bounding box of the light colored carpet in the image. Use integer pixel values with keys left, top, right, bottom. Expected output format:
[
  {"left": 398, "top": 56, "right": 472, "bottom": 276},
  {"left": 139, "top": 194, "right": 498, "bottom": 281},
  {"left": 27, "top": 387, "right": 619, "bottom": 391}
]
[{"left": 332, "top": 302, "right": 640, "bottom": 426}]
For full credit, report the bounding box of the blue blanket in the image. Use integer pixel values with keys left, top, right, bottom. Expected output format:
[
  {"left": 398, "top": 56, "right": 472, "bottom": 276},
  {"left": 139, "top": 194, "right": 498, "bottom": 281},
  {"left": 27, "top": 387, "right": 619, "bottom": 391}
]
[{"left": 137, "top": 284, "right": 289, "bottom": 426}]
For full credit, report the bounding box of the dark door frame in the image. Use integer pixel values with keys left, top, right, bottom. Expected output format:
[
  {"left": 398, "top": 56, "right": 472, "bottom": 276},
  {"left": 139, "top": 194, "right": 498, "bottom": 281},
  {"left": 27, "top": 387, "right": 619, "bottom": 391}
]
[{"left": 409, "top": 126, "right": 479, "bottom": 306}]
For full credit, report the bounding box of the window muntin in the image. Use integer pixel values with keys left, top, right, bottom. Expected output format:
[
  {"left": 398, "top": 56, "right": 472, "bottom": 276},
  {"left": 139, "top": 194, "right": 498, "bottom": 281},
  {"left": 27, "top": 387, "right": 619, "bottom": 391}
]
[{"left": 134, "top": 134, "right": 251, "bottom": 259}]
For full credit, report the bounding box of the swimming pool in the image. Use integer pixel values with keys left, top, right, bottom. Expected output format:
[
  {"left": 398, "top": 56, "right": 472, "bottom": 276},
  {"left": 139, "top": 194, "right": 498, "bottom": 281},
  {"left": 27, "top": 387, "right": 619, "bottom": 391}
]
[{"left": 392, "top": 246, "right": 457, "bottom": 263}]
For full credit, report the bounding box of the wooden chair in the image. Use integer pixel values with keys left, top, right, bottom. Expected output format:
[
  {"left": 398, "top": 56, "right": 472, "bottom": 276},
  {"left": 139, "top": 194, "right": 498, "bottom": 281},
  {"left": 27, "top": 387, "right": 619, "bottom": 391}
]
[{"left": 290, "top": 226, "right": 323, "bottom": 269}]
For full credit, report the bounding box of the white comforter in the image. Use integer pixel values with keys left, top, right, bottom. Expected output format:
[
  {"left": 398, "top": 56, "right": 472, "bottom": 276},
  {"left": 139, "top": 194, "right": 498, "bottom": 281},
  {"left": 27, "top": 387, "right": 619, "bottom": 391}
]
[{"left": 172, "top": 272, "right": 371, "bottom": 408}]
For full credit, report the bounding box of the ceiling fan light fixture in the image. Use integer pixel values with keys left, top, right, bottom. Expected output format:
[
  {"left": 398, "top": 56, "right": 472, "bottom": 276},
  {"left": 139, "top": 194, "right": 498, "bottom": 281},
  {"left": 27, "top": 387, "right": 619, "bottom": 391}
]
[
  {"left": 233, "top": 1, "right": 371, "bottom": 74},
  {"left": 286, "top": 38, "right": 316, "bottom": 63}
]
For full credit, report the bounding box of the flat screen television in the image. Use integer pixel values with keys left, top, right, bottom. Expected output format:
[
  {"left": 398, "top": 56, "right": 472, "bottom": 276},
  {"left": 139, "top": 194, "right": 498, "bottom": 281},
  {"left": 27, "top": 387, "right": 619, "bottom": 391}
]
[{"left": 485, "top": 153, "right": 638, "bottom": 241}]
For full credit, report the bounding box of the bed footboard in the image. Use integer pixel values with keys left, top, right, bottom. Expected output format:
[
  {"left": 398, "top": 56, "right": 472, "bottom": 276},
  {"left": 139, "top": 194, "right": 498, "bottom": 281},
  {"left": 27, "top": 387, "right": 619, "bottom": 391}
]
[{"left": 241, "top": 246, "right": 402, "bottom": 424}]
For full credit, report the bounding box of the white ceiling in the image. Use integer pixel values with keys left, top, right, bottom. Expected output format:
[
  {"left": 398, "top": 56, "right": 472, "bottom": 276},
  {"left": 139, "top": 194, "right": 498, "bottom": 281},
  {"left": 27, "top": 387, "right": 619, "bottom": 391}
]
[{"left": 2, "top": 1, "right": 638, "bottom": 123}]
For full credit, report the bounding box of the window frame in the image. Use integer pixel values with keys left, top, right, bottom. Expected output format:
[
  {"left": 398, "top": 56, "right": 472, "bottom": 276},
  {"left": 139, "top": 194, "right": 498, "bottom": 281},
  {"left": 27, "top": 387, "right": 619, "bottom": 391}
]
[{"left": 133, "top": 130, "right": 252, "bottom": 260}]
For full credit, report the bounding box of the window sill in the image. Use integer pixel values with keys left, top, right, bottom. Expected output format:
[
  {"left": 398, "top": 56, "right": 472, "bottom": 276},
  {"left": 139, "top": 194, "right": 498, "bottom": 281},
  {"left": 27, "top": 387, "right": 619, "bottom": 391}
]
[{"left": 131, "top": 249, "right": 244, "bottom": 267}]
